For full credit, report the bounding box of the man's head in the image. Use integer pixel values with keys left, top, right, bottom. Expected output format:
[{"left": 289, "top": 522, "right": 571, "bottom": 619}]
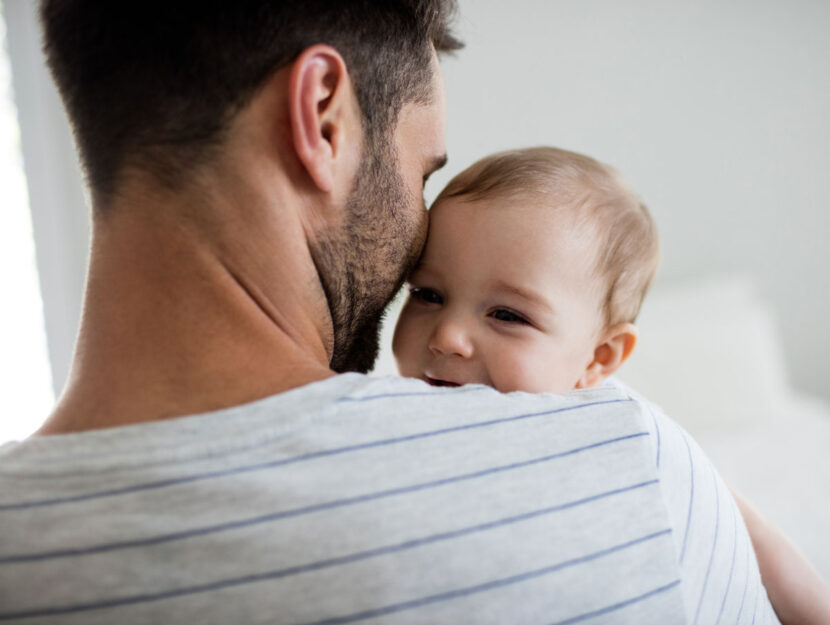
[
  {"left": 41, "top": 0, "right": 460, "bottom": 373},
  {"left": 393, "top": 147, "right": 660, "bottom": 393},
  {"left": 40, "top": 0, "right": 460, "bottom": 198}
]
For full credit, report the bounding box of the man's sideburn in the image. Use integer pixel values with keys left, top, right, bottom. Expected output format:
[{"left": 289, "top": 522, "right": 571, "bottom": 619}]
[{"left": 310, "top": 130, "right": 427, "bottom": 374}]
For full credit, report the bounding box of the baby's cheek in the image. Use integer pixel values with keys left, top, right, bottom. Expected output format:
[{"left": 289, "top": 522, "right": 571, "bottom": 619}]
[{"left": 488, "top": 344, "right": 570, "bottom": 394}]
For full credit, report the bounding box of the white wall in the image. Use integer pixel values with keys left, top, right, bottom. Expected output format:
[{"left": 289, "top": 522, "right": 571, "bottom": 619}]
[
  {"left": 4, "top": 0, "right": 89, "bottom": 400},
  {"left": 6, "top": 1, "right": 830, "bottom": 403},
  {"left": 391, "top": 0, "right": 830, "bottom": 401}
]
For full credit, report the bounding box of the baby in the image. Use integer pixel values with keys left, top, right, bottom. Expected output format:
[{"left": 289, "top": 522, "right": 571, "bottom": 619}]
[
  {"left": 393, "top": 146, "right": 656, "bottom": 394},
  {"left": 392, "top": 146, "right": 830, "bottom": 624}
]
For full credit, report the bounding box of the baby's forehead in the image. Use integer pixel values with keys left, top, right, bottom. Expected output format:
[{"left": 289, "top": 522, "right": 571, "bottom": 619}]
[
  {"left": 427, "top": 192, "right": 605, "bottom": 283},
  {"left": 430, "top": 189, "right": 599, "bottom": 245}
]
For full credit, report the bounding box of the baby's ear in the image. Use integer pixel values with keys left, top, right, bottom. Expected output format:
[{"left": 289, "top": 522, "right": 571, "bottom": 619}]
[{"left": 575, "top": 323, "right": 638, "bottom": 389}]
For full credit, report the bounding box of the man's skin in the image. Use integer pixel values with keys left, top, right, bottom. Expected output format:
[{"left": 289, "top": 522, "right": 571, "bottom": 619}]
[{"left": 38, "top": 45, "right": 448, "bottom": 435}]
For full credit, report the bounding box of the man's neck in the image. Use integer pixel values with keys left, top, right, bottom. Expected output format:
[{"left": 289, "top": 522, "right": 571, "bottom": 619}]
[{"left": 39, "top": 181, "right": 336, "bottom": 436}]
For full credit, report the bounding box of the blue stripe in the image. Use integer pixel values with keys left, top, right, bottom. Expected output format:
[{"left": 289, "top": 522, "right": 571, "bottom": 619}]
[
  {"left": 715, "top": 506, "right": 738, "bottom": 625},
  {"left": 0, "top": 433, "right": 649, "bottom": 563},
  {"left": 680, "top": 431, "right": 695, "bottom": 564},
  {"left": 0, "top": 529, "right": 673, "bottom": 621},
  {"left": 338, "top": 386, "right": 486, "bottom": 402},
  {"left": 0, "top": 398, "right": 631, "bottom": 511},
  {"left": 694, "top": 465, "right": 721, "bottom": 624},
  {"left": 548, "top": 579, "right": 682, "bottom": 625}
]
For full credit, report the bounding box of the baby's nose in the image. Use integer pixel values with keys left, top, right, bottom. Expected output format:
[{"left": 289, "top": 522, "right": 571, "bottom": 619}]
[{"left": 428, "top": 314, "right": 474, "bottom": 359}]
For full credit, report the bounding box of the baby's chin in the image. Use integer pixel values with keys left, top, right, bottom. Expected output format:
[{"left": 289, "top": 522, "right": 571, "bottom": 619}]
[
  {"left": 485, "top": 370, "right": 586, "bottom": 395},
  {"left": 493, "top": 382, "right": 576, "bottom": 395}
]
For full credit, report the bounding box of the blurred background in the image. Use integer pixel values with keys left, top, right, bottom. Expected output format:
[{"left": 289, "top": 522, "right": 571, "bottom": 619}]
[{"left": 1, "top": 0, "right": 828, "bottom": 572}]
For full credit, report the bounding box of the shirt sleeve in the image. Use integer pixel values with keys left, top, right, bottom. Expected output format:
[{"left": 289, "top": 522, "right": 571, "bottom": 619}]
[{"left": 624, "top": 384, "right": 782, "bottom": 625}]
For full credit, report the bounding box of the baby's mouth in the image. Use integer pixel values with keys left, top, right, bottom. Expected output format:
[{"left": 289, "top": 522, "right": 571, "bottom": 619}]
[{"left": 425, "top": 376, "right": 461, "bottom": 387}]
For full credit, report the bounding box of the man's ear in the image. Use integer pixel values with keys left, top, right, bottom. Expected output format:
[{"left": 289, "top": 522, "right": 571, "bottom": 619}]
[
  {"left": 575, "top": 323, "right": 638, "bottom": 389},
  {"left": 288, "top": 45, "right": 359, "bottom": 193}
]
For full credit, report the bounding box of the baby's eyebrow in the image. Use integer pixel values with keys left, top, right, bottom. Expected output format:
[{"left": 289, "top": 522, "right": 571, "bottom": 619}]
[{"left": 489, "top": 280, "right": 555, "bottom": 315}]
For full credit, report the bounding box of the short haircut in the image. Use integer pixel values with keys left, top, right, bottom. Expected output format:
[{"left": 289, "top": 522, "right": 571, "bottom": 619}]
[
  {"left": 40, "top": 0, "right": 462, "bottom": 199},
  {"left": 435, "top": 147, "right": 660, "bottom": 328}
]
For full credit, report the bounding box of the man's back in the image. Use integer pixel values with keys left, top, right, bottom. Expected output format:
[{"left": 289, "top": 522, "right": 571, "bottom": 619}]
[{"left": 0, "top": 376, "right": 777, "bottom": 624}]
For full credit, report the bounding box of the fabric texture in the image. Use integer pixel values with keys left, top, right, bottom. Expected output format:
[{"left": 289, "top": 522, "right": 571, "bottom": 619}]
[{"left": 0, "top": 374, "right": 779, "bottom": 624}]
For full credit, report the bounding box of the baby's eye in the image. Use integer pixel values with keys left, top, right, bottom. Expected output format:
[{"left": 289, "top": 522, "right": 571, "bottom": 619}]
[
  {"left": 489, "top": 308, "right": 529, "bottom": 324},
  {"left": 409, "top": 286, "right": 443, "bottom": 305}
]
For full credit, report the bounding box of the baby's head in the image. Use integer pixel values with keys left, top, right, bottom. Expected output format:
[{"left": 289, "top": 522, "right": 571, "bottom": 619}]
[{"left": 392, "top": 146, "right": 659, "bottom": 393}]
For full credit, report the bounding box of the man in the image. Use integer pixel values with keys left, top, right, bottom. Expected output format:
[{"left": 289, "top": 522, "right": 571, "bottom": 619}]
[{"left": 0, "top": 2, "right": 779, "bottom": 623}]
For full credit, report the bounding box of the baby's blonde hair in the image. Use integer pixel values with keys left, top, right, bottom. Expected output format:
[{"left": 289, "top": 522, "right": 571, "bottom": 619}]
[{"left": 435, "top": 147, "right": 659, "bottom": 328}]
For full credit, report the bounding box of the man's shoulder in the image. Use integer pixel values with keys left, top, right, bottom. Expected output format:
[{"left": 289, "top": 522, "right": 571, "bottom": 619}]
[
  {"left": 351, "top": 375, "right": 640, "bottom": 419},
  {"left": 354, "top": 375, "right": 653, "bottom": 435},
  {"left": 0, "top": 374, "right": 693, "bottom": 624},
  {"left": 0, "top": 374, "right": 653, "bottom": 477}
]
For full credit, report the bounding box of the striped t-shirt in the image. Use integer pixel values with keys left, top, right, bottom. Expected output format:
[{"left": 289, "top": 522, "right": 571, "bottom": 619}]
[{"left": 0, "top": 374, "right": 779, "bottom": 624}]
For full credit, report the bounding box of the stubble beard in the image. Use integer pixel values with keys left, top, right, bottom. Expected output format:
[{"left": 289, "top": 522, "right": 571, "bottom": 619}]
[{"left": 310, "top": 131, "right": 427, "bottom": 374}]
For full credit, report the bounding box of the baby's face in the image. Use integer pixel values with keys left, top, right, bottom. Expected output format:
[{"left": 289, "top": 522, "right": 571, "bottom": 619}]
[{"left": 392, "top": 195, "right": 606, "bottom": 394}]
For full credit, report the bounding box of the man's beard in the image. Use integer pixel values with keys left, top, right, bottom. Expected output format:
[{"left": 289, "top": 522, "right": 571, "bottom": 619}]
[{"left": 310, "top": 132, "right": 427, "bottom": 374}]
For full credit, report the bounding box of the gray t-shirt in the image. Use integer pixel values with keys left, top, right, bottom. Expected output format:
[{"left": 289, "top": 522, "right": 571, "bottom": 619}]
[{"left": 0, "top": 374, "right": 778, "bottom": 624}]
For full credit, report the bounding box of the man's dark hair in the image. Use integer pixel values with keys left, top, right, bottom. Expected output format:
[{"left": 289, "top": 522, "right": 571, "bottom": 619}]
[{"left": 40, "top": 0, "right": 462, "bottom": 199}]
